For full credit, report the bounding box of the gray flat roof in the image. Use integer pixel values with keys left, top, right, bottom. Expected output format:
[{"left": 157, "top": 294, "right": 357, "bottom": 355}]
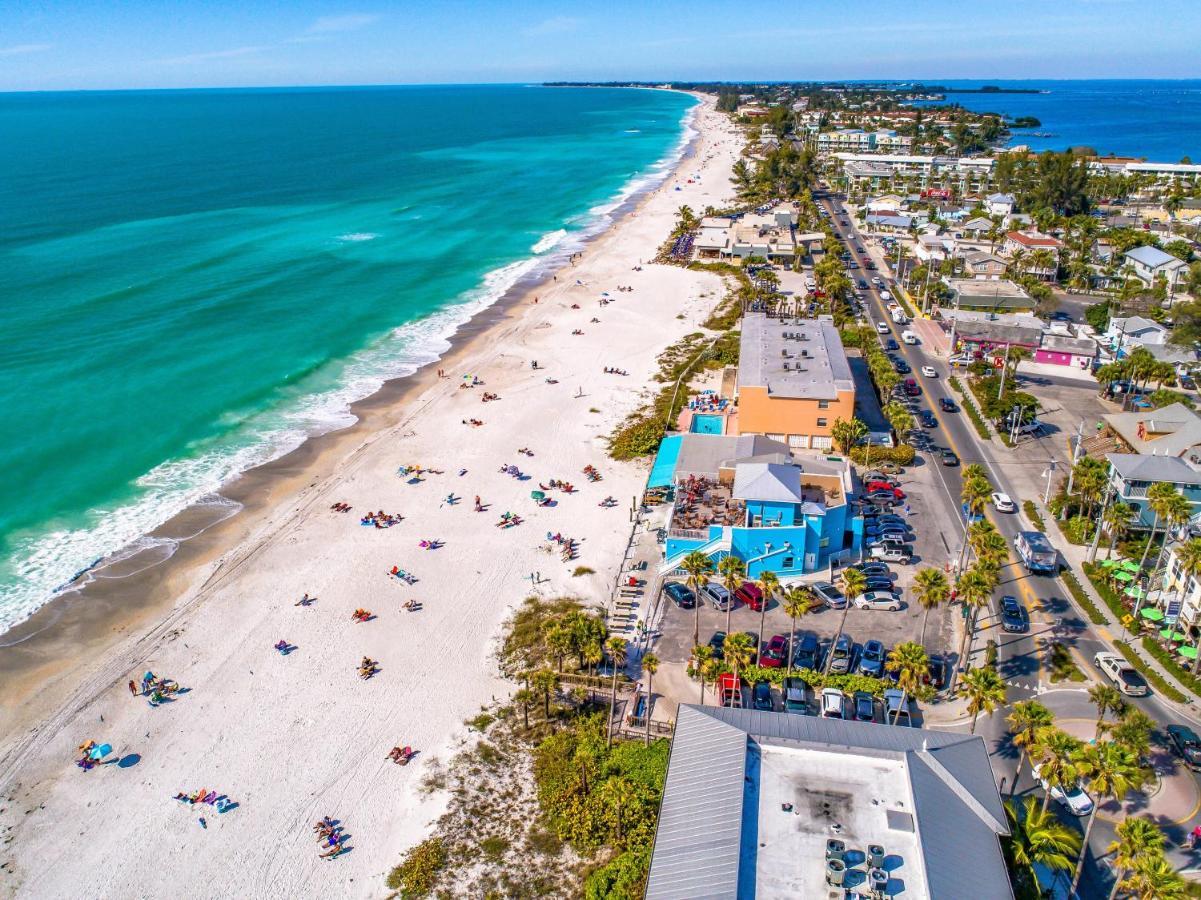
[
  {"left": 1107, "top": 451, "right": 1201, "bottom": 484},
  {"left": 672, "top": 433, "right": 791, "bottom": 482},
  {"left": 944, "top": 277, "right": 1033, "bottom": 310},
  {"left": 645, "top": 706, "right": 1013, "bottom": 900},
  {"left": 738, "top": 313, "right": 854, "bottom": 400}
]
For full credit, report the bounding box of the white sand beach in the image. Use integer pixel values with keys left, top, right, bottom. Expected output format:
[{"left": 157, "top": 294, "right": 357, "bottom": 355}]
[{"left": 0, "top": 96, "right": 741, "bottom": 898}]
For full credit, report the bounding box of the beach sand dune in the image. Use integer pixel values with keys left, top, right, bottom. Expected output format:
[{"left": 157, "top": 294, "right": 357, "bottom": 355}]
[{"left": 0, "top": 97, "right": 742, "bottom": 898}]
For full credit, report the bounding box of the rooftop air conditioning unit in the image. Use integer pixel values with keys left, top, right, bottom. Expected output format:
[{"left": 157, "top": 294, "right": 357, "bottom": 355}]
[
  {"left": 781, "top": 349, "right": 789, "bottom": 357},
  {"left": 801, "top": 349, "right": 810, "bottom": 358},
  {"left": 800, "top": 333, "right": 810, "bottom": 340},
  {"left": 783, "top": 362, "right": 791, "bottom": 370}
]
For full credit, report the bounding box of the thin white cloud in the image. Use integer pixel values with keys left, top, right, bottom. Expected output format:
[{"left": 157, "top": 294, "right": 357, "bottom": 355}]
[
  {"left": 158, "top": 46, "right": 271, "bottom": 65},
  {"left": 522, "top": 16, "right": 581, "bottom": 37},
  {"left": 306, "top": 14, "right": 380, "bottom": 34},
  {"left": 0, "top": 43, "right": 53, "bottom": 58}
]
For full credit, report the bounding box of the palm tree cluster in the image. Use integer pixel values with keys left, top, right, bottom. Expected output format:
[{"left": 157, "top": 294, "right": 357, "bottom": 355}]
[
  {"left": 1003, "top": 698, "right": 1168, "bottom": 897},
  {"left": 731, "top": 143, "right": 820, "bottom": 205},
  {"left": 954, "top": 467, "right": 1009, "bottom": 669},
  {"left": 1095, "top": 347, "right": 1180, "bottom": 399}
]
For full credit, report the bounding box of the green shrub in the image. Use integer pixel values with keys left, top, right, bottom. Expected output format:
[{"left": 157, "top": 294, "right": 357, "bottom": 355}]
[
  {"left": 386, "top": 837, "right": 447, "bottom": 896},
  {"left": 1114, "top": 640, "right": 1187, "bottom": 703},
  {"left": 584, "top": 846, "right": 653, "bottom": 900},
  {"left": 467, "top": 711, "right": 496, "bottom": 732},
  {"left": 1063, "top": 515, "right": 1094, "bottom": 545},
  {"left": 1049, "top": 643, "right": 1085, "bottom": 682},
  {"left": 948, "top": 376, "right": 992, "bottom": 440},
  {"left": 1082, "top": 562, "right": 1131, "bottom": 622},
  {"left": 848, "top": 443, "right": 916, "bottom": 467},
  {"left": 480, "top": 835, "right": 510, "bottom": 860},
  {"left": 608, "top": 416, "right": 665, "bottom": 460},
  {"left": 739, "top": 665, "right": 890, "bottom": 697},
  {"left": 1022, "top": 500, "right": 1046, "bottom": 532},
  {"left": 1140, "top": 637, "right": 1201, "bottom": 699},
  {"left": 1059, "top": 570, "right": 1107, "bottom": 626},
  {"left": 572, "top": 566, "right": 596, "bottom": 577}
]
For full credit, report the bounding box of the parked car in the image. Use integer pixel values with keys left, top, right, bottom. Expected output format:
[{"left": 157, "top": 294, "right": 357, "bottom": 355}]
[
  {"left": 717, "top": 673, "right": 743, "bottom": 708},
  {"left": 863, "top": 576, "right": 897, "bottom": 593},
  {"left": 1000, "top": 595, "right": 1029, "bottom": 633},
  {"left": 939, "top": 397, "right": 957, "bottom": 412},
  {"left": 884, "top": 338, "right": 899, "bottom": 351},
  {"left": 707, "top": 631, "right": 727, "bottom": 659},
  {"left": 735, "top": 581, "right": 765, "bottom": 611},
  {"left": 850, "top": 561, "right": 891, "bottom": 579},
  {"left": 1094, "top": 651, "right": 1149, "bottom": 697},
  {"left": 811, "top": 580, "right": 846, "bottom": 609},
  {"left": 919, "top": 410, "right": 937, "bottom": 428},
  {"left": 921, "top": 365, "right": 937, "bottom": 378},
  {"left": 855, "top": 591, "right": 902, "bottom": 611},
  {"left": 903, "top": 378, "right": 920, "bottom": 397},
  {"left": 861, "top": 470, "right": 897, "bottom": 486},
  {"left": 925, "top": 655, "right": 948, "bottom": 690},
  {"left": 783, "top": 676, "right": 809, "bottom": 714},
  {"left": 1032, "top": 763, "right": 1094, "bottom": 815},
  {"left": 828, "top": 634, "right": 854, "bottom": 673},
  {"left": 869, "top": 544, "right": 912, "bottom": 563},
  {"left": 759, "top": 634, "right": 790, "bottom": 668},
  {"left": 991, "top": 492, "right": 1016, "bottom": 513},
  {"left": 853, "top": 690, "right": 876, "bottom": 722},
  {"left": 1167, "top": 724, "right": 1201, "bottom": 770},
  {"left": 882, "top": 688, "right": 913, "bottom": 726},
  {"left": 873, "top": 463, "right": 904, "bottom": 475},
  {"left": 940, "top": 449, "right": 959, "bottom": 467},
  {"left": 664, "top": 582, "right": 695, "bottom": 609},
  {"left": 866, "top": 481, "right": 904, "bottom": 498},
  {"left": 876, "top": 321, "right": 891, "bottom": 334},
  {"left": 893, "top": 359, "right": 911, "bottom": 375},
  {"left": 858, "top": 279, "right": 868, "bottom": 289},
  {"left": 858, "top": 639, "right": 886, "bottom": 676},
  {"left": 866, "top": 491, "right": 901, "bottom": 507},
  {"left": 865, "top": 527, "right": 908, "bottom": 543},
  {"left": 702, "top": 583, "right": 732, "bottom": 610},
  {"left": 752, "top": 681, "right": 774, "bottom": 711},
  {"left": 821, "top": 688, "right": 847, "bottom": 719},
  {"left": 792, "top": 633, "right": 821, "bottom": 671}
]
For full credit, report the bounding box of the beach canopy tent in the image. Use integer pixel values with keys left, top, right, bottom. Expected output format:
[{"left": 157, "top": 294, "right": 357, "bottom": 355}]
[
  {"left": 1160, "top": 628, "right": 1188, "bottom": 642},
  {"left": 1140, "top": 607, "right": 1164, "bottom": 622},
  {"left": 89, "top": 743, "right": 112, "bottom": 761}
]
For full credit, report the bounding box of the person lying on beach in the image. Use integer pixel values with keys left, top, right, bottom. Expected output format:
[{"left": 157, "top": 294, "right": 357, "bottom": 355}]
[
  {"left": 351, "top": 608, "right": 371, "bottom": 622},
  {"left": 403, "top": 599, "right": 421, "bottom": 612},
  {"left": 295, "top": 593, "right": 315, "bottom": 607}
]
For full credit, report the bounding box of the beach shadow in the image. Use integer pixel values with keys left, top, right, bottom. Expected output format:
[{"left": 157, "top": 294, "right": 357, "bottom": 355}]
[{"left": 117, "top": 753, "right": 141, "bottom": 768}]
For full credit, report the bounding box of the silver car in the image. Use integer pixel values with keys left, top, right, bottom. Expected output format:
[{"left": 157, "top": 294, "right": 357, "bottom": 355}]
[
  {"left": 702, "top": 583, "right": 732, "bottom": 611},
  {"left": 811, "top": 580, "right": 846, "bottom": 609}
]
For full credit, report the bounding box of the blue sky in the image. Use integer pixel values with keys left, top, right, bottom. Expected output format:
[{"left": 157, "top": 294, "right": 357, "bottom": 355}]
[{"left": 2, "top": 0, "right": 1199, "bottom": 90}]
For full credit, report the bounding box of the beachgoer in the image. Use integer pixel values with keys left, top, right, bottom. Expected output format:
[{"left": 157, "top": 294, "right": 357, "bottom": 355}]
[{"left": 128, "top": 680, "right": 138, "bottom": 697}]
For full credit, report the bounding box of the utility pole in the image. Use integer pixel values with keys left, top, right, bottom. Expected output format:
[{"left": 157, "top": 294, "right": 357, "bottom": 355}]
[
  {"left": 1060, "top": 420, "right": 1086, "bottom": 519},
  {"left": 996, "top": 343, "right": 1012, "bottom": 397},
  {"left": 1087, "top": 485, "right": 1114, "bottom": 563},
  {"left": 946, "top": 286, "right": 962, "bottom": 359},
  {"left": 1042, "top": 461, "right": 1057, "bottom": 505}
]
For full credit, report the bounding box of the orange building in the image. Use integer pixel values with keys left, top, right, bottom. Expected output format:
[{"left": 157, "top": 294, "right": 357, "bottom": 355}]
[{"left": 735, "top": 313, "right": 856, "bottom": 450}]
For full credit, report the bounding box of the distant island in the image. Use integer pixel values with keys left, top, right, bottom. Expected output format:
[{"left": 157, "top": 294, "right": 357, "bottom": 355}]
[{"left": 916, "top": 83, "right": 1045, "bottom": 95}]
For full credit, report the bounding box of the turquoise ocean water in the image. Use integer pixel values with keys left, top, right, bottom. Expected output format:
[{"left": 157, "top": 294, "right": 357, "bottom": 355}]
[{"left": 0, "top": 85, "right": 696, "bottom": 633}]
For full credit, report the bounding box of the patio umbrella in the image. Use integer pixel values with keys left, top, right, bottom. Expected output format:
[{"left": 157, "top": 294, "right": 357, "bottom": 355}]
[
  {"left": 1124, "top": 585, "right": 1146, "bottom": 599},
  {"left": 1118, "top": 560, "right": 1141, "bottom": 574},
  {"left": 1113, "top": 570, "right": 1135, "bottom": 583},
  {"left": 1160, "top": 628, "right": 1188, "bottom": 642},
  {"left": 1140, "top": 607, "right": 1165, "bottom": 622},
  {"left": 1180, "top": 645, "right": 1199, "bottom": 660},
  {"left": 1099, "top": 559, "right": 1120, "bottom": 569}
]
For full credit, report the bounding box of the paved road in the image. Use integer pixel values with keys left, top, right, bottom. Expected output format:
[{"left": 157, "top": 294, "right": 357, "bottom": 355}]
[{"left": 815, "top": 190, "right": 1201, "bottom": 896}]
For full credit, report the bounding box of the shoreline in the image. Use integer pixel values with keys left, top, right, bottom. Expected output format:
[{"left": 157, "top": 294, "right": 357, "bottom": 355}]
[
  {"left": 0, "top": 93, "right": 742, "bottom": 896},
  {"left": 0, "top": 94, "right": 700, "bottom": 727}
]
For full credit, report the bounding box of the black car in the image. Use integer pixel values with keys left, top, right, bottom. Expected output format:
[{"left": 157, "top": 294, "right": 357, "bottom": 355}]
[
  {"left": 884, "top": 338, "right": 899, "bottom": 351},
  {"left": 919, "top": 410, "right": 937, "bottom": 428},
  {"left": 1000, "top": 595, "right": 1029, "bottom": 633},
  {"left": 1167, "top": 725, "right": 1201, "bottom": 770},
  {"left": 792, "top": 632, "right": 821, "bottom": 671},
  {"left": 925, "top": 655, "right": 948, "bottom": 690},
  {"left": 864, "top": 576, "right": 896, "bottom": 593},
  {"left": 893, "top": 360, "right": 911, "bottom": 374},
  {"left": 664, "top": 582, "right": 696, "bottom": 609},
  {"left": 707, "top": 631, "right": 727, "bottom": 659},
  {"left": 752, "top": 681, "right": 774, "bottom": 711},
  {"left": 938, "top": 397, "right": 957, "bottom": 413},
  {"left": 858, "top": 279, "right": 868, "bottom": 289},
  {"left": 940, "top": 449, "right": 959, "bottom": 467},
  {"left": 851, "top": 562, "right": 891, "bottom": 578}
]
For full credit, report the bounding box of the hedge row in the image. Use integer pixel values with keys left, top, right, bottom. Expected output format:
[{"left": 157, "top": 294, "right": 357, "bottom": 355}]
[
  {"left": 1140, "top": 637, "right": 1201, "bottom": 700},
  {"left": 1059, "top": 569, "right": 1107, "bottom": 626},
  {"left": 948, "top": 376, "right": 992, "bottom": 441},
  {"left": 719, "top": 664, "right": 892, "bottom": 698},
  {"left": 848, "top": 443, "right": 917, "bottom": 467},
  {"left": 1113, "top": 640, "right": 1187, "bottom": 703},
  {"left": 1082, "top": 562, "right": 1132, "bottom": 623},
  {"left": 1022, "top": 500, "right": 1047, "bottom": 532}
]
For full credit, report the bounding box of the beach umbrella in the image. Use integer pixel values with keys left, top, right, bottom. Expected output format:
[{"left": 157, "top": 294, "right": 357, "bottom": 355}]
[
  {"left": 1180, "top": 645, "right": 1199, "bottom": 660},
  {"left": 1160, "top": 628, "right": 1188, "bottom": 642},
  {"left": 1140, "top": 607, "right": 1164, "bottom": 622},
  {"left": 89, "top": 743, "right": 112, "bottom": 761},
  {"left": 530, "top": 490, "right": 546, "bottom": 501}
]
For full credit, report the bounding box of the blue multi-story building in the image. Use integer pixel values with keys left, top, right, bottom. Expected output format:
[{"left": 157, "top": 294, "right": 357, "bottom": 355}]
[
  {"left": 1106, "top": 453, "right": 1201, "bottom": 529},
  {"left": 654, "top": 433, "right": 861, "bottom": 578}
]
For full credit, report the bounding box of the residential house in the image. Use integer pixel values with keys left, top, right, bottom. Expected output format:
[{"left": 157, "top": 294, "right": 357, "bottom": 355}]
[
  {"left": 1162, "top": 537, "right": 1201, "bottom": 628},
  {"left": 963, "top": 250, "right": 1008, "bottom": 279},
  {"left": 693, "top": 216, "right": 733, "bottom": 260},
  {"left": 958, "top": 216, "right": 996, "bottom": 239},
  {"left": 1124, "top": 245, "right": 1189, "bottom": 290},
  {"left": 865, "top": 213, "right": 914, "bottom": 234},
  {"left": 1102, "top": 403, "right": 1201, "bottom": 462},
  {"left": 1106, "top": 453, "right": 1201, "bottom": 530},
  {"left": 735, "top": 313, "right": 856, "bottom": 450},
  {"left": 1002, "top": 231, "right": 1063, "bottom": 280},
  {"left": 985, "top": 192, "right": 1016, "bottom": 217},
  {"left": 941, "top": 277, "right": 1036, "bottom": 313},
  {"left": 915, "top": 232, "right": 953, "bottom": 263},
  {"left": 1035, "top": 332, "right": 1097, "bottom": 371},
  {"left": 1104, "top": 315, "right": 1169, "bottom": 357},
  {"left": 645, "top": 707, "right": 1014, "bottom": 900}
]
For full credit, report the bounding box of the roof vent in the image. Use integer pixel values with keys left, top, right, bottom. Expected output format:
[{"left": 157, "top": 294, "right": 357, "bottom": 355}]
[
  {"left": 783, "top": 362, "right": 791, "bottom": 371},
  {"left": 801, "top": 349, "right": 810, "bottom": 358}
]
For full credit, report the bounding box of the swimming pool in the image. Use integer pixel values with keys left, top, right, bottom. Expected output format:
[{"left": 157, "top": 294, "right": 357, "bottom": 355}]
[
  {"left": 648, "top": 434, "right": 683, "bottom": 488},
  {"left": 690, "top": 414, "right": 724, "bottom": 435}
]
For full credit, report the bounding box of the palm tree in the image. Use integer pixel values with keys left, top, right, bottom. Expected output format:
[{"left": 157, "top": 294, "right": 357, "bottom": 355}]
[
  {"left": 1088, "top": 683, "right": 1127, "bottom": 733},
  {"left": 1006, "top": 701, "right": 1055, "bottom": 796},
  {"left": 1104, "top": 500, "right": 1136, "bottom": 555},
  {"left": 781, "top": 585, "right": 816, "bottom": 678},
  {"left": 913, "top": 567, "right": 950, "bottom": 647},
  {"left": 1110, "top": 707, "right": 1155, "bottom": 758},
  {"left": 959, "top": 666, "right": 1006, "bottom": 734},
  {"left": 641, "top": 653, "right": 659, "bottom": 747},
  {"left": 1118, "top": 852, "right": 1189, "bottom": 900},
  {"left": 1004, "top": 796, "right": 1082, "bottom": 887},
  {"left": 885, "top": 642, "right": 929, "bottom": 724},
  {"left": 691, "top": 644, "right": 713, "bottom": 703},
  {"left": 532, "top": 668, "right": 559, "bottom": 719},
  {"left": 1106, "top": 817, "right": 1166, "bottom": 900},
  {"left": 956, "top": 564, "right": 996, "bottom": 668},
  {"left": 755, "top": 570, "right": 780, "bottom": 657},
  {"left": 699, "top": 657, "right": 721, "bottom": 707},
  {"left": 827, "top": 568, "right": 867, "bottom": 675},
  {"left": 717, "top": 555, "right": 746, "bottom": 635},
  {"left": 599, "top": 776, "right": 640, "bottom": 842},
  {"left": 680, "top": 551, "right": 714, "bottom": 646},
  {"left": 1138, "top": 482, "right": 1187, "bottom": 573},
  {"left": 583, "top": 640, "right": 603, "bottom": 680},
  {"left": 1070, "top": 741, "right": 1143, "bottom": 894},
  {"left": 605, "top": 636, "right": 628, "bottom": 748},
  {"left": 513, "top": 687, "right": 534, "bottom": 729},
  {"left": 831, "top": 417, "right": 867, "bottom": 456},
  {"left": 1034, "top": 728, "right": 1084, "bottom": 813},
  {"left": 723, "top": 631, "right": 756, "bottom": 681}
]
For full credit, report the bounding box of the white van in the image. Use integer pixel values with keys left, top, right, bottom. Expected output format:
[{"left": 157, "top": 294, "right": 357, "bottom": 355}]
[{"left": 901, "top": 330, "right": 918, "bottom": 345}]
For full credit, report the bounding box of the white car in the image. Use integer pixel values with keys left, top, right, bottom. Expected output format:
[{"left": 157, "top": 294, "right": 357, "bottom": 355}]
[
  {"left": 876, "top": 321, "right": 890, "bottom": 334},
  {"left": 854, "top": 591, "right": 902, "bottom": 611},
  {"left": 1032, "top": 763, "right": 1094, "bottom": 816},
  {"left": 991, "top": 492, "right": 1016, "bottom": 513},
  {"left": 820, "top": 688, "right": 846, "bottom": 719},
  {"left": 1094, "top": 651, "right": 1149, "bottom": 696},
  {"left": 921, "top": 365, "right": 937, "bottom": 378}
]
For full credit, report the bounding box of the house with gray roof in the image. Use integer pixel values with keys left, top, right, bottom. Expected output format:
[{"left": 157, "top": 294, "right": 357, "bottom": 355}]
[
  {"left": 1125, "top": 244, "right": 1189, "bottom": 289},
  {"left": 1107, "top": 451, "right": 1201, "bottom": 529},
  {"left": 942, "top": 277, "right": 1035, "bottom": 312},
  {"left": 645, "top": 706, "right": 1013, "bottom": 900}
]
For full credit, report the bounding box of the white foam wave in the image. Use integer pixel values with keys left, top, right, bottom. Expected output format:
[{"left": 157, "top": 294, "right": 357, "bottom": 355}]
[
  {"left": 531, "top": 229, "right": 567, "bottom": 254},
  {"left": 336, "top": 232, "right": 379, "bottom": 243},
  {"left": 0, "top": 97, "right": 700, "bottom": 636}
]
